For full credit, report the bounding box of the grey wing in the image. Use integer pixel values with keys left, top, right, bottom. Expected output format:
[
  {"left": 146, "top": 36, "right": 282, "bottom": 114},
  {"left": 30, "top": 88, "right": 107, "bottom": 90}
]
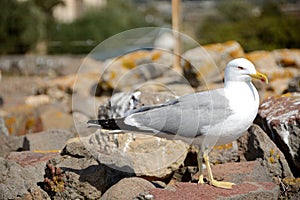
[{"left": 124, "top": 89, "right": 233, "bottom": 138}]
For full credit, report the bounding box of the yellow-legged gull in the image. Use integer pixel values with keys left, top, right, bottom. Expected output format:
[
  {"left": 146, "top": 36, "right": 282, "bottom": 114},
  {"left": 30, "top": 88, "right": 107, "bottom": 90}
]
[{"left": 87, "top": 58, "right": 268, "bottom": 189}]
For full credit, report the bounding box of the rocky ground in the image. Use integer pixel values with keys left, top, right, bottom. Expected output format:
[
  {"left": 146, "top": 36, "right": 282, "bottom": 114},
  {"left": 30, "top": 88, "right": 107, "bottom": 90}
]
[{"left": 0, "top": 41, "right": 299, "bottom": 200}]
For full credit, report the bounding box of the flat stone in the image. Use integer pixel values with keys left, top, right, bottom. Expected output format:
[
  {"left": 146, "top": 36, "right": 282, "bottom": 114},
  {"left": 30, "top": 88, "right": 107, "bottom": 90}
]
[
  {"left": 63, "top": 129, "right": 189, "bottom": 178},
  {"left": 100, "top": 177, "right": 155, "bottom": 200},
  {"left": 6, "top": 151, "right": 59, "bottom": 167},
  {"left": 40, "top": 107, "right": 74, "bottom": 131},
  {"left": 151, "top": 161, "right": 279, "bottom": 200},
  {"left": 150, "top": 181, "right": 279, "bottom": 200},
  {"left": 202, "top": 161, "right": 272, "bottom": 184},
  {"left": 88, "top": 130, "right": 189, "bottom": 178},
  {"left": 25, "top": 129, "right": 75, "bottom": 151}
]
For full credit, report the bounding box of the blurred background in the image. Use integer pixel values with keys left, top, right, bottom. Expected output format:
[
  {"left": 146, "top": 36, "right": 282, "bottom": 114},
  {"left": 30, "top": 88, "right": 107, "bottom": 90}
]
[{"left": 1, "top": 0, "right": 300, "bottom": 55}]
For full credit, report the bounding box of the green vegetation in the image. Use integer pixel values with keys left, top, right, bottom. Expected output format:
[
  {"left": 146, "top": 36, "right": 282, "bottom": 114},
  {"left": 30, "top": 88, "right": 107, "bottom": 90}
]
[
  {"left": 197, "top": 0, "right": 300, "bottom": 52},
  {"left": 0, "top": 0, "right": 42, "bottom": 54},
  {"left": 0, "top": 0, "right": 299, "bottom": 54},
  {"left": 48, "top": 0, "right": 156, "bottom": 54}
]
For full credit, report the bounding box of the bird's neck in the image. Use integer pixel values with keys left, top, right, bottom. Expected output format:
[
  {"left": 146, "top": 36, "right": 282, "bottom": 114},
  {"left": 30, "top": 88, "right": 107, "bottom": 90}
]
[{"left": 224, "top": 81, "right": 259, "bottom": 102}]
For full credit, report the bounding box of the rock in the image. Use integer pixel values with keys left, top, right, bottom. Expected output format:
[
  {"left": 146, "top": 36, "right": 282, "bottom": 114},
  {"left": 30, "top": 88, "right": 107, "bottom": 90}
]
[
  {"left": 0, "top": 116, "right": 9, "bottom": 136},
  {"left": 151, "top": 182, "right": 279, "bottom": 200},
  {"left": 72, "top": 95, "right": 99, "bottom": 119},
  {"left": 97, "top": 50, "right": 192, "bottom": 95},
  {"left": 22, "top": 186, "right": 51, "bottom": 200},
  {"left": 238, "top": 125, "right": 293, "bottom": 179},
  {"left": 0, "top": 55, "right": 83, "bottom": 76},
  {"left": 25, "top": 129, "right": 75, "bottom": 151},
  {"left": 246, "top": 50, "right": 300, "bottom": 97},
  {"left": 90, "top": 130, "right": 189, "bottom": 178},
  {"left": 0, "top": 157, "right": 50, "bottom": 199},
  {"left": 25, "top": 95, "right": 50, "bottom": 107},
  {"left": 286, "top": 76, "right": 300, "bottom": 93},
  {"left": 202, "top": 161, "right": 272, "bottom": 184},
  {"left": 100, "top": 177, "right": 155, "bottom": 200},
  {"left": 40, "top": 106, "right": 74, "bottom": 131},
  {"left": 36, "top": 71, "right": 100, "bottom": 104},
  {"left": 182, "top": 40, "right": 245, "bottom": 84},
  {"left": 0, "top": 116, "right": 26, "bottom": 157},
  {"left": 6, "top": 151, "right": 59, "bottom": 167},
  {"left": 64, "top": 129, "right": 189, "bottom": 178},
  {"left": 0, "top": 134, "right": 26, "bottom": 157},
  {"left": 45, "top": 152, "right": 133, "bottom": 199},
  {"left": 255, "top": 93, "right": 300, "bottom": 177},
  {"left": 151, "top": 161, "right": 279, "bottom": 200},
  {"left": 61, "top": 137, "right": 90, "bottom": 158},
  {"left": 3, "top": 104, "right": 43, "bottom": 135},
  {"left": 272, "top": 49, "right": 300, "bottom": 68}
]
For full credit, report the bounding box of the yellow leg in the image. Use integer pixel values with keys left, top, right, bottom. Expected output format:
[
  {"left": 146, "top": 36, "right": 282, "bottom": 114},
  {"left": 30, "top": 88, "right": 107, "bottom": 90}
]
[
  {"left": 203, "top": 150, "right": 235, "bottom": 189},
  {"left": 197, "top": 148, "right": 204, "bottom": 184}
]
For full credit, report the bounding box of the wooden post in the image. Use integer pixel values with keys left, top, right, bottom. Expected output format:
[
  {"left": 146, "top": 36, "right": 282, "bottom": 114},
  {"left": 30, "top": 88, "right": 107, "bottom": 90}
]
[{"left": 172, "top": 0, "right": 182, "bottom": 74}]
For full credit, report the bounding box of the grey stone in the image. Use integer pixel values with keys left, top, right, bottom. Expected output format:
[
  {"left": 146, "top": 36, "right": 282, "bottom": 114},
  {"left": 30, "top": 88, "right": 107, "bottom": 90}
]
[
  {"left": 0, "top": 55, "right": 83, "bottom": 76},
  {"left": 47, "top": 153, "right": 133, "bottom": 200},
  {"left": 100, "top": 177, "right": 155, "bottom": 200},
  {"left": 287, "top": 76, "right": 300, "bottom": 93},
  {"left": 255, "top": 93, "right": 300, "bottom": 177},
  {"left": 0, "top": 116, "right": 9, "bottom": 136},
  {"left": 25, "top": 129, "right": 75, "bottom": 151},
  {"left": 86, "top": 129, "right": 189, "bottom": 178},
  {"left": 238, "top": 124, "right": 293, "bottom": 179},
  {"left": 0, "top": 134, "right": 26, "bottom": 157},
  {"left": 0, "top": 157, "right": 49, "bottom": 199}
]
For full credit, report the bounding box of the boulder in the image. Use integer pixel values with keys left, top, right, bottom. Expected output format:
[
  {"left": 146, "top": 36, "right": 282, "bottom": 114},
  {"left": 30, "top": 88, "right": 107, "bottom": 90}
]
[
  {"left": 100, "top": 177, "right": 155, "bottom": 200},
  {"left": 0, "top": 134, "right": 26, "bottom": 157},
  {"left": 0, "top": 157, "right": 50, "bottom": 200},
  {"left": 255, "top": 93, "right": 300, "bottom": 177},
  {"left": 45, "top": 151, "right": 133, "bottom": 199},
  {"left": 98, "top": 50, "right": 176, "bottom": 94},
  {"left": 272, "top": 49, "right": 300, "bottom": 68},
  {"left": 3, "top": 104, "right": 42, "bottom": 135},
  {"left": 64, "top": 129, "right": 189, "bottom": 178},
  {"left": 238, "top": 125, "right": 293, "bottom": 179},
  {"left": 182, "top": 40, "right": 245, "bottom": 84},
  {"left": 151, "top": 161, "right": 279, "bottom": 200},
  {"left": 246, "top": 50, "right": 300, "bottom": 97},
  {"left": 25, "top": 129, "right": 75, "bottom": 152},
  {"left": 40, "top": 106, "right": 74, "bottom": 131},
  {"left": 286, "top": 76, "right": 300, "bottom": 93}
]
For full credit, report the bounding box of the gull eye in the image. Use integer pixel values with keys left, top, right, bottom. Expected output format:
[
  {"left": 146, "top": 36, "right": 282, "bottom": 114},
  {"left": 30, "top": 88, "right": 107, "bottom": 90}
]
[{"left": 238, "top": 66, "right": 244, "bottom": 70}]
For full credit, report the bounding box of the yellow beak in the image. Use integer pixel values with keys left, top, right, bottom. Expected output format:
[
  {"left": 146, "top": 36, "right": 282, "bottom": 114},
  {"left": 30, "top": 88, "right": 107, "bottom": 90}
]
[{"left": 249, "top": 71, "right": 268, "bottom": 84}]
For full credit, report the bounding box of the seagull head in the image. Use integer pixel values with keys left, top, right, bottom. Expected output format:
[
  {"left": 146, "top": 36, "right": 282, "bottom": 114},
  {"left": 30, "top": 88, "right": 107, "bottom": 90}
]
[{"left": 224, "top": 58, "right": 268, "bottom": 84}]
